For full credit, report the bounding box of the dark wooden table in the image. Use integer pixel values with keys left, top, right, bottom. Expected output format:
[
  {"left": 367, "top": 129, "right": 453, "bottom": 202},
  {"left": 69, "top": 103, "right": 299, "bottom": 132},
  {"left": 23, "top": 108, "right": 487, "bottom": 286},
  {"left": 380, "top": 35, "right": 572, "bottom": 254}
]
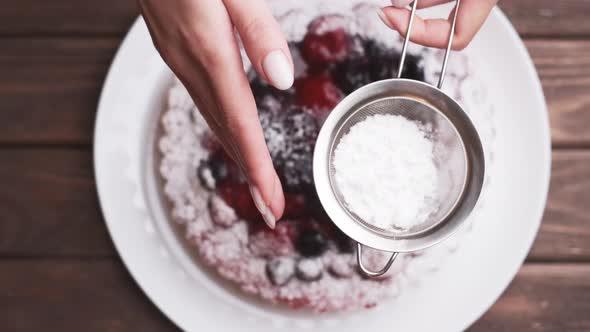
[{"left": 0, "top": 1, "right": 588, "bottom": 331}]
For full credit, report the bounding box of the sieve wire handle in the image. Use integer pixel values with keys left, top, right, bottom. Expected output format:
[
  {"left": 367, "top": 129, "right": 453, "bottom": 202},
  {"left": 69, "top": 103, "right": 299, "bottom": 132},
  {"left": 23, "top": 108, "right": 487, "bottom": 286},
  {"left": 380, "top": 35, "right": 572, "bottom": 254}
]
[
  {"left": 396, "top": 0, "right": 462, "bottom": 89},
  {"left": 356, "top": 243, "right": 399, "bottom": 277}
]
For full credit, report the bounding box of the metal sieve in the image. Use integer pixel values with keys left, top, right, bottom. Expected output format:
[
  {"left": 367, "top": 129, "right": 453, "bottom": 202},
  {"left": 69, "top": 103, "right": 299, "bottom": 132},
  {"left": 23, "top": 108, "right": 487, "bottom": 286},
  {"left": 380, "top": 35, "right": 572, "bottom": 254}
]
[{"left": 313, "top": 0, "right": 485, "bottom": 277}]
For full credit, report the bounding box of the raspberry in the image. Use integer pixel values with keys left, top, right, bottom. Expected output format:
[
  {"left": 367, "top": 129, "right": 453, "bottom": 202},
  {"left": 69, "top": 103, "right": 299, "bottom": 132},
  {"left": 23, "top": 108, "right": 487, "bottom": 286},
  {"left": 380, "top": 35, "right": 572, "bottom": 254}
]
[
  {"left": 294, "top": 73, "right": 343, "bottom": 112},
  {"left": 218, "top": 182, "right": 261, "bottom": 222},
  {"left": 301, "top": 28, "right": 350, "bottom": 66},
  {"left": 283, "top": 193, "right": 308, "bottom": 219}
]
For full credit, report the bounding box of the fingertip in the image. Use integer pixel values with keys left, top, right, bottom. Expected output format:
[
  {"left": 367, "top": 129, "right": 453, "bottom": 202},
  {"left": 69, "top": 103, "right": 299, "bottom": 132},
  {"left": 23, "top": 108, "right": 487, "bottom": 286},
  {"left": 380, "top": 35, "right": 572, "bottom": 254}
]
[
  {"left": 377, "top": 8, "right": 395, "bottom": 30},
  {"left": 379, "top": 7, "right": 410, "bottom": 35},
  {"left": 262, "top": 49, "right": 294, "bottom": 90},
  {"left": 270, "top": 172, "right": 285, "bottom": 220},
  {"left": 249, "top": 184, "right": 276, "bottom": 229}
]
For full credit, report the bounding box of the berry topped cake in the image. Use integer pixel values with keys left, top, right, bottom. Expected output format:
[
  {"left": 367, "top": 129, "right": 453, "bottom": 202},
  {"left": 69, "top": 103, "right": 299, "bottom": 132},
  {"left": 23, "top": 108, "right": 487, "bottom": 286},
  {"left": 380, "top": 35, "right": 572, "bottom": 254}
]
[{"left": 159, "top": 7, "right": 493, "bottom": 312}]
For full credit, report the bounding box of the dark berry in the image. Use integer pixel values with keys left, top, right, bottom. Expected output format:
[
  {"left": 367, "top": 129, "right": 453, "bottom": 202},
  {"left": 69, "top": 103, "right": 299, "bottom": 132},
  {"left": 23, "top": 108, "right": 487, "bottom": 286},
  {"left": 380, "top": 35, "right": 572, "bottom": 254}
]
[
  {"left": 335, "top": 233, "right": 355, "bottom": 253},
  {"left": 294, "top": 72, "right": 343, "bottom": 112},
  {"left": 283, "top": 193, "right": 308, "bottom": 219},
  {"left": 217, "top": 182, "right": 261, "bottom": 222},
  {"left": 301, "top": 28, "right": 350, "bottom": 66},
  {"left": 295, "top": 258, "right": 323, "bottom": 282},
  {"left": 207, "top": 153, "right": 229, "bottom": 182},
  {"left": 295, "top": 229, "right": 328, "bottom": 257},
  {"left": 364, "top": 39, "right": 425, "bottom": 82},
  {"left": 333, "top": 58, "right": 372, "bottom": 94},
  {"left": 266, "top": 257, "right": 295, "bottom": 286},
  {"left": 261, "top": 105, "right": 319, "bottom": 192}
]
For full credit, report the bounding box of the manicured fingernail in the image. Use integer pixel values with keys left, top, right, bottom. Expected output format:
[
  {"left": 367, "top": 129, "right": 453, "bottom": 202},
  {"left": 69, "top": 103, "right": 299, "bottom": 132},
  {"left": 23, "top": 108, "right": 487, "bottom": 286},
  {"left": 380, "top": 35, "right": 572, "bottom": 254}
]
[
  {"left": 262, "top": 50, "right": 294, "bottom": 90},
  {"left": 249, "top": 185, "right": 276, "bottom": 229},
  {"left": 377, "top": 8, "right": 395, "bottom": 30},
  {"left": 390, "top": 0, "right": 413, "bottom": 7}
]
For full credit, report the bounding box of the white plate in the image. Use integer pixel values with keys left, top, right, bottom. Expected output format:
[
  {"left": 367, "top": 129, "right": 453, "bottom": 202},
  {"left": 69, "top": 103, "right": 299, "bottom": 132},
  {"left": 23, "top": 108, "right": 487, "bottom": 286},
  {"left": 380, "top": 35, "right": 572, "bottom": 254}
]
[{"left": 94, "top": 4, "right": 550, "bottom": 331}]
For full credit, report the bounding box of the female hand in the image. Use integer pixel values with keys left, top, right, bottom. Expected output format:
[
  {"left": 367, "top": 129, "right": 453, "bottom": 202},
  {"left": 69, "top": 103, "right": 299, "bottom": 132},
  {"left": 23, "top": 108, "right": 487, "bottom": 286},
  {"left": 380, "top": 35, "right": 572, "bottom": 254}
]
[
  {"left": 139, "top": 0, "right": 294, "bottom": 229},
  {"left": 379, "top": 0, "right": 498, "bottom": 50}
]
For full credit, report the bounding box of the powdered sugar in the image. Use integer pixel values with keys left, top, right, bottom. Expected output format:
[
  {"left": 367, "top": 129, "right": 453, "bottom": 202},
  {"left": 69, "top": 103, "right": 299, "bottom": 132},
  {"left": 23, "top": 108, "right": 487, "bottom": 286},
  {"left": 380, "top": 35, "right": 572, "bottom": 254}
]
[{"left": 334, "top": 115, "right": 438, "bottom": 230}]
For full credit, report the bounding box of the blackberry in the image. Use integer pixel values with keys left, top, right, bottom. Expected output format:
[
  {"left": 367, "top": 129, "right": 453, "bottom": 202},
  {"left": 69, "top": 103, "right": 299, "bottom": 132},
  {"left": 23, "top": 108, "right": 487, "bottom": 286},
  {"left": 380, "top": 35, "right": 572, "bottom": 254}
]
[
  {"left": 260, "top": 105, "right": 319, "bottom": 192},
  {"left": 333, "top": 58, "right": 372, "bottom": 94},
  {"left": 197, "top": 150, "right": 229, "bottom": 188},
  {"left": 295, "top": 229, "right": 328, "bottom": 257},
  {"left": 364, "top": 39, "right": 425, "bottom": 82}
]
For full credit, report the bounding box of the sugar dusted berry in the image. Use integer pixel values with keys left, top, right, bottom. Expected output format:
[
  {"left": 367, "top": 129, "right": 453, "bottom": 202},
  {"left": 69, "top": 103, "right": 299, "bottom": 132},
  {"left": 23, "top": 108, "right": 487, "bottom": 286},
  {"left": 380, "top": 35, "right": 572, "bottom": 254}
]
[
  {"left": 209, "top": 195, "right": 238, "bottom": 227},
  {"left": 328, "top": 255, "right": 355, "bottom": 278},
  {"left": 295, "top": 258, "right": 324, "bottom": 282},
  {"left": 266, "top": 257, "right": 295, "bottom": 286},
  {"left": 261, "top": 105, "right": 318, "bottom": 192}
]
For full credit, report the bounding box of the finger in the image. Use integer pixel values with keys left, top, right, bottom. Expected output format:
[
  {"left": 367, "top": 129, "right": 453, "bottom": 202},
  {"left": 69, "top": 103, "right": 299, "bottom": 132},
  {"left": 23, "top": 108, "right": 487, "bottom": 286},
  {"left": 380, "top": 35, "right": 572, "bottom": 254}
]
[
  {"left": 390, "top": 0, "right": 452, "bottom": 9},
  {"left": 223, "top": 0, "right": 294, "bottom": 90},
  {"left": 378, "top": 0, "right": 497, "bottom": 50},
  {"left": 168, "top": 2, "right": 285, "bottom": 228},
  {"left": 200, "top": 12, "right": 285, "bottom": 227},
  {"left": 415, "top": 0, "right": 453, "bottom": 9}
]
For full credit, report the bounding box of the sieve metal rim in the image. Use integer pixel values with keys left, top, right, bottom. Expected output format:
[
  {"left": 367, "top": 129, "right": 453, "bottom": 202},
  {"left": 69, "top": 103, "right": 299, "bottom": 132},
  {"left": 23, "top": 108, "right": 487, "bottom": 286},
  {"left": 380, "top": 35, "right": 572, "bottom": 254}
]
[
  {"left": 326, "top": 94, "right": 470, "bottom": 240},
  {"left": 314, "top": 77, "right": 484, "bottom": 250}
]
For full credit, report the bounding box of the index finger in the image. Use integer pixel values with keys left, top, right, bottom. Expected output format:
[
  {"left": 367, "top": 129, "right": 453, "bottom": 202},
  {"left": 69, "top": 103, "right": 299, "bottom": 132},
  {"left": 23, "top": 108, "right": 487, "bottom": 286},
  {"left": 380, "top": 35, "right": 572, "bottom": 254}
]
[{"left": 379, "top": 0, "right": 497, "bottom": 50}]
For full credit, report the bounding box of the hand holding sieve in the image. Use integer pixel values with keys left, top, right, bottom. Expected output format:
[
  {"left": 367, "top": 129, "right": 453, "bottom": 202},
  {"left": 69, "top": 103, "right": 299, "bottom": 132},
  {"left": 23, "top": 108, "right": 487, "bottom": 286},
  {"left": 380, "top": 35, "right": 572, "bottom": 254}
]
[{"left": 312, "top": 0, "right": 485, "bottom": 277}]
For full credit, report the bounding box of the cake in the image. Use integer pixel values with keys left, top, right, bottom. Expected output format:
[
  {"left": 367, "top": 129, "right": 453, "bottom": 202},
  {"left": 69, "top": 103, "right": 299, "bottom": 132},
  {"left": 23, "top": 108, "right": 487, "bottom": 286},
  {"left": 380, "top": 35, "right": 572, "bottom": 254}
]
[{"left": 159, "top": 8, "right": 492, "bottom": 312}]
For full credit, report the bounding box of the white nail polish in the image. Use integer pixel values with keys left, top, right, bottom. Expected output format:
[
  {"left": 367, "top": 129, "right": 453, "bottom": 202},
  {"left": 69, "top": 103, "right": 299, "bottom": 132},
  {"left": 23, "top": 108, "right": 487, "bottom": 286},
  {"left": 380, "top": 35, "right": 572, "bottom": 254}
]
[
  {"left": 262, "top": 50, "right": 294, "bottom": 91},
  {"left": 250, "top": 185, "right": 276, "bottom": 229},
  {"left": 390, "top": 0, "right": 413, "bottom": 8},
  {"left": 376, "top": 8, "right": 395, "bottom": 30}
]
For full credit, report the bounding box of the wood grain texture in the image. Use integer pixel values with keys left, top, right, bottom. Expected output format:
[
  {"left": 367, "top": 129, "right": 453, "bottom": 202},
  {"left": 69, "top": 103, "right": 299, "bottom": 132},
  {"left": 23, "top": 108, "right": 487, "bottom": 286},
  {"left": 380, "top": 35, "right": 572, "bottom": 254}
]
[
  {"left": 0, "top": 0, "right": 588, "bottom": 38},
  {"left": 0, "top": 38, "right": 118, "bottom": 144},
  {"left": 528, "top": 150, "right": 590, "bottom": 261},
  {"left": 0, "top": 261, "right": 588, "bottom": 331},
  {"left": 525, "top": 40, "right": 590, "bottom": 147},
  {"left": 499, "top": 0, "right": 590, "bottom": 38},
  {"left": 0, "top": 0, "right": 137, "bottom": 37},
  {"left": 0, "top": 148, "right": 114, "bottom": 257},
  {"left": 0, "top": 148, "right": 587, "bottom": 261},
  {"left": 0, "top": 38, "right": 588, "bottom": 145},
  {"left": 470, "top": 264, "right": 590, "bottom": 331},
  {"left": 0, "top": 260, "right": 177, "bottom": 332}
]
